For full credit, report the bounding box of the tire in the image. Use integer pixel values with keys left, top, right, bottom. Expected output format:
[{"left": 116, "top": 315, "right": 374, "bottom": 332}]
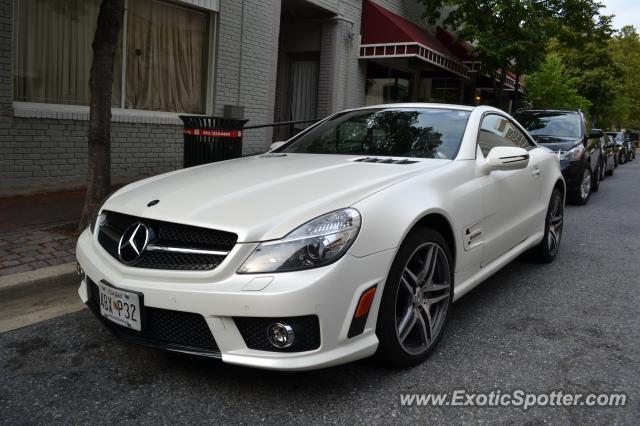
[
  {"left": 376, "top": 228, "right": 453, "bottom": 367},
  {"left": 619, "top": 152, "right": 626, "bottom": 165},
  {"left": 605, "top": 165, "right": 614, "bottom": 177},
  {"left": 592, "top": 162, "right": 600, "bottom": 193},
  {"left": 530, "top": 188, "right": 563, "bottom": 263},
  {"left": 568, "top": 167, "right": 592, "bottom": 205},
  {"left": 599, "top": 158, "right": 605, "bottom": 181}
]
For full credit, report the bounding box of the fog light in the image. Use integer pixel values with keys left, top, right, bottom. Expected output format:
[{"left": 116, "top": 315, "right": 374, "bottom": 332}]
[{"left": 267, "top": 323, "right": 294, "bottom": 348}]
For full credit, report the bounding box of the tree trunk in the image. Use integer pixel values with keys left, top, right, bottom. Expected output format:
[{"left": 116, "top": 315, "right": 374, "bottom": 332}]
[
  {"left": 78, "top": 0, "right": 124, "bottom": 231},
  {"left": 490, "top": 70, "right": 498, "bottom": 106},
  {"left": 498, "top": 70, "right": 507, "bottom": 111},
  {"left": 512, "top": 73, "right": 521, "bottom": 108}
]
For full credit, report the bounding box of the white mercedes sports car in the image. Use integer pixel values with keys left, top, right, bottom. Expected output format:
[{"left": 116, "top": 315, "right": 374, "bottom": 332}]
[{"left": 76, "top": 104, "right": 564, "bottom": 370}]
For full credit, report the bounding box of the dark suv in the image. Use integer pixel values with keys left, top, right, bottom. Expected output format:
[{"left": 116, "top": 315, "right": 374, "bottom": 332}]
[
  {"left": 606, "top": 131, "right": 630, "bottom": 165},
  {"left": 513, "top": 109, "right": 603, "bottom": 205}
]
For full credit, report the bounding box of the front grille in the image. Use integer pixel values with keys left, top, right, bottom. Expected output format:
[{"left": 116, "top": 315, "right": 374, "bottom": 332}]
[
  {"left": 88, "top": 279, "right": 219, "bottom": 353},
  {"left": 234, "top": 316, "right": 321, "bottom": 352},
  {"left": 97, "top": 210, "right": 237, "bottom": 270}
]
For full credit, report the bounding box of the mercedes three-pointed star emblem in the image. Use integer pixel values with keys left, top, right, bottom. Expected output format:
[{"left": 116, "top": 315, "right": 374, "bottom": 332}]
[{"left": 117, "top": 222, "right": 150, "bottom": 264}]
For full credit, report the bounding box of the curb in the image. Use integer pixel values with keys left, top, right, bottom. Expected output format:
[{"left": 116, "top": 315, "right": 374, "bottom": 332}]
[{"left": 0, "top": 262, "right": 78, "bottom": 299}]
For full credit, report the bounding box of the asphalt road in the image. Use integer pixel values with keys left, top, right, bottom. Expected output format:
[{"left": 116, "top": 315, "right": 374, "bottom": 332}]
[{"left": 2, "top": 161, "right": 640, "bottom": 425}]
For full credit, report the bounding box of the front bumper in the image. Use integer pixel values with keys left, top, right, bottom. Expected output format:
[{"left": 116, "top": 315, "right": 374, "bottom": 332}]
[{"left": 76, "top": 229, "right": 395, "bottom": 370}]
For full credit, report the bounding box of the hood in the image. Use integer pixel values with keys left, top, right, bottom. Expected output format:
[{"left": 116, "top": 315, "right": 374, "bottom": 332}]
[
  {"left": 104, "top": 154, "right": 448, "bottom": 242},
  {"left": 532, "top": 135, "right": 582, "bottom": 152}
]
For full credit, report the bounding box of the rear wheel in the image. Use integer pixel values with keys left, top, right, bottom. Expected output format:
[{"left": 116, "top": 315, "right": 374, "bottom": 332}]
[
  {"left": 376, "top": 228, "right": 453, "bottom": 367},
  {"left": 619, "top": 152, "right": 626, "bottom": 165},
  {"left": 531, "top": 188, "right": 563, "bottom": 263},
  {"left": 605, "top": 163, "right": 614, "bottom": 176}
]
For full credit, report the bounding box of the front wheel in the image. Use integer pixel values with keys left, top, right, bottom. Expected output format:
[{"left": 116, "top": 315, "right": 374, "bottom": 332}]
[
  {"left": 592, "top": 162, "right": 600, "bottom": 193},
  {"left": 530, "top": 188, "right": 564, "bottom": 263},
  {"left": 376, "top": 228, "right": 453, "bottom": 367},
  {"left": 569, "top": 168, "right": 592, "bottom": 205}
]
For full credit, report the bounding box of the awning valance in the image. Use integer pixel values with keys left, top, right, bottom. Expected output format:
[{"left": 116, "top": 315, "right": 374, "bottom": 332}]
[{"left": 359, "top": 0, "right": 469, "bottom": 78}]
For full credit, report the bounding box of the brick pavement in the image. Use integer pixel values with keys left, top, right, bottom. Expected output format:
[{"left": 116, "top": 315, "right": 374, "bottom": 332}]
[{"left": 0, "top": 226, "right": 77, "bottom": 277}]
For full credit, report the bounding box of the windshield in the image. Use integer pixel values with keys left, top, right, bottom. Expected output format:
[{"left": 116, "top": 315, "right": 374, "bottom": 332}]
[
  {"left": 606, "top": 132, "right": 624, "bottom": 142},
  {"left": 513, "top": 112, "right": 581, "bottom": 139},
  {"left": 280, "top": 108, "right": 471, "bottom": 159}
]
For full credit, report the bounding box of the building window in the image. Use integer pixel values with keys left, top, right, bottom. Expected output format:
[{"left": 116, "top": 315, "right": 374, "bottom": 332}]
[
  {"left": 14, "top": 0, "right": 212, "bottom": 114},
  {"left": 365, "top": 62, "right": 411, "bottom": 106},
  {"left": 430, "top": 78, "right": 462, "bottom": 104}
]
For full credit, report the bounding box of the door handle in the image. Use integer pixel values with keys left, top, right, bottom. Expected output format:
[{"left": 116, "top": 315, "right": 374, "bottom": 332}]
[{"left": 532, "top": 167, "right": 541, "bottom": 176}]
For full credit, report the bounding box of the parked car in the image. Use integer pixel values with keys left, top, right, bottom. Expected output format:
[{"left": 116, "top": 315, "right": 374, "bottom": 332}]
[
  {"left": 607, "top": 131, "right": 629, "bottom": 165},
  {"left": 625, "top": 132, "right": 636, "bottom": 161},
  {"left": 601, "top": 134, "right": 616, "bottom": 177},
  {"left": 76, "top": 104, "right": 565, "bottom": 370},
  {"left": 628, "top": 132, "right": 638, "bottom": 157},
  {"left": 513, "top": 109, "right": 602, "bottom": 205}
]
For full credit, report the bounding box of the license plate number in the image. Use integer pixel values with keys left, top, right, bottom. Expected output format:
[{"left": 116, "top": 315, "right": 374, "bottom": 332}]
[{"left": 98, "top": 282, "right": 142, "bottom": 331}]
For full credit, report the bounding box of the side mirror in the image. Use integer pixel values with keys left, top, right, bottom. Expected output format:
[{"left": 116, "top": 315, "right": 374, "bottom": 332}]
[
  {"left": 589, "top": 128, "right": 604, "bottom": 138},
  {"left": 269, "top": 141, "right": 286, "bottom": 151},
  {"left": 484, "top": 146, "right": 530, "bottom": 173}
]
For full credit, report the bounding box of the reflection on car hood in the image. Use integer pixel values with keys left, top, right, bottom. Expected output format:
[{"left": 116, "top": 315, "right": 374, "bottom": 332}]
[
  {"left": 103, "top": 153, "right": 449, "bottom": 242},
  {"left": 532, "top": 135, "right": 581, "bottom": 152}
]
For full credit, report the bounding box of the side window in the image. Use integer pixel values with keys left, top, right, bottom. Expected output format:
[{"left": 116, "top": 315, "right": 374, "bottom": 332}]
[
  {"left": 583, "top": 115, "right": 592, "bottom": 137},
  {"left": 478, "top": 114, "right": 534, "bottom": 157}
]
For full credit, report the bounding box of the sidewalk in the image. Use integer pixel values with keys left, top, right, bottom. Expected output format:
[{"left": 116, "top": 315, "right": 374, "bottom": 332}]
[{"left": 0, "top": 191, "right": 83, "bottom": 277}]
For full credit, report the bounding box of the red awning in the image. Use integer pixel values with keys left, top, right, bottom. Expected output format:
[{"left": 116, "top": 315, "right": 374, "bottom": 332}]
[
  {"left": 435, "top": 27, "right": 477, "bottom": 63},
  {"left": 436, "top": 27, "right": 524, "bottom": 91},
  {"left": 359, "top": 0, "right": 469, "bottom": 78}
]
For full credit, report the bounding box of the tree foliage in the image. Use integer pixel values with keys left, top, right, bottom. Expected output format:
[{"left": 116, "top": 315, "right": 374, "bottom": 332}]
[
  {"left": 417, "top": 0, "right": 613, "bottom": 109},
  {"left": 524, "top": 54, "right": 592, "bottom": 111},
  {"left": 608, "top": 26, "right": 640, "bottom": 128}
]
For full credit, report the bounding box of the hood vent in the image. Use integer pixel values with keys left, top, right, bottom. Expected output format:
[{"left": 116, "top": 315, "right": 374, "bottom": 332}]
[
  {"left": 258, "top": 153, "right": 287, "bottom": 158},
  {"left": 352, "top": 157, "right": 418, "bottom": 165}
]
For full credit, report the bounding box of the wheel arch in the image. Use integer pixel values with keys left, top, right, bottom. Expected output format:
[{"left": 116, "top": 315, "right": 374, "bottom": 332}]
[
  {"left": 554, "top": 178, "right": 566, "bottom": 202},
  {"left": 405, "top": 212, "right": 457, "bottom": 270}
]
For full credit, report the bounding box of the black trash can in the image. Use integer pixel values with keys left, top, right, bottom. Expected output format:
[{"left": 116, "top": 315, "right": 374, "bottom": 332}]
[{"left": 180, "top": 115, "right": 248, "bottom": 168}]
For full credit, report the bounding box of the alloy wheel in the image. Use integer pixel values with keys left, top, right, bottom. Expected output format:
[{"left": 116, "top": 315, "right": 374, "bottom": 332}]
[
  {"left": 580, "top": 169, "right": 591, "bottom": 201},
  {"left": 395, "top": 242, "right": 451, "bottom": 355},
  {"left": 547, "top": 193, "right": 563, "bottom": 256}
]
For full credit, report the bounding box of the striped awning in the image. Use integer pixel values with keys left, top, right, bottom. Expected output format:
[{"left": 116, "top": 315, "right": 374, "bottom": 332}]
[{"left": 359, "top": 0, "right": 469, "bottom": 78}]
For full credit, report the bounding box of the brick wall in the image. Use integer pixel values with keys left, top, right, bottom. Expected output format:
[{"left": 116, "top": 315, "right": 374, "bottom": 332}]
[
  {"left": 0, "top": 117, "right": 182, "bottom": 192},
  {"left": 213, "top": 0, "right": 281, "bottom": 155}
]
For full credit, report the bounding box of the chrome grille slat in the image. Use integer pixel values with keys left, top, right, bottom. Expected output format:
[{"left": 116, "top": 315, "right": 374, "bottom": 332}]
[{"left": 146, "top": 244, "right": 230, "bottom": 256}]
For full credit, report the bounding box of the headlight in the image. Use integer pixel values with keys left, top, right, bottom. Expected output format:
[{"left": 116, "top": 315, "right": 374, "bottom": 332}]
[
  {"left": 238, "top": 208, "right": 361, "bottom": 273},
  {"left": 89, "top": 198, "right": 109, "bottom": 234},
  {"left": 560, "top": 145, "right": 585, "bottom": 161}
]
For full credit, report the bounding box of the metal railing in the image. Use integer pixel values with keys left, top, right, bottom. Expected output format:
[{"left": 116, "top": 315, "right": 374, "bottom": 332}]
[{"left": 244, "top": 118, "right": 320, "bottom": 141}]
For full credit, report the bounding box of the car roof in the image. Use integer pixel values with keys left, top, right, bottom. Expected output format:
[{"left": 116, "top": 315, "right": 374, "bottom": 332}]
[
  {"left": 514, "top": 109, "right": 579, "bottom": 115},
  {"left": 349, "top": 103, "right": 477, "bottom": 112}
]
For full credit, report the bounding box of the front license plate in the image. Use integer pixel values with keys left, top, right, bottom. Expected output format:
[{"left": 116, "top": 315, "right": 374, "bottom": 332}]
[{"left": 98, "top": 282, "right": 142, "bottom": 331}]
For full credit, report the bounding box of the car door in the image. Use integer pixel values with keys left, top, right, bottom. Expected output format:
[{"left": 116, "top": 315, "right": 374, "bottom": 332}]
[
  {"left": 475, "top": 114, "right": 544, "bottom": 267},
  {"left": 583, "top": 114, "right": 601, "bottom": 173}
]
